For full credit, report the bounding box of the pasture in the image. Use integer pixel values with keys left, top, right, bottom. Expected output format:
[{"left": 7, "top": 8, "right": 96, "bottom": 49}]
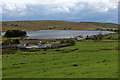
[{"left": 2, "top": 40, "right": 118, "bottom": 78}]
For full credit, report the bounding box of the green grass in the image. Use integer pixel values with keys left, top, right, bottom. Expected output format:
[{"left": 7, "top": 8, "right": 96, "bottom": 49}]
[
  {"left": 102, "top": 34, "right": 119, "bottom": 40},
  {"left": 2, "top": 40, "right": 118, "bottom": 78}
]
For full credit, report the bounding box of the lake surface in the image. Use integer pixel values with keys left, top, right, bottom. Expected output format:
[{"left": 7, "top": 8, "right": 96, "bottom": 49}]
[{"left": 24, "top": 30, "right": 115, "bottom": 39}]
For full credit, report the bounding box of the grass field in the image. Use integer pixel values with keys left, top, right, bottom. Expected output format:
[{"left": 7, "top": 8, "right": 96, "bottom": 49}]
[
  {"left": 2, "top": 40, "right": 118, "bottom": 78},
  {"left": 102, "top": 34, "right": 119, "bottom": 40}
]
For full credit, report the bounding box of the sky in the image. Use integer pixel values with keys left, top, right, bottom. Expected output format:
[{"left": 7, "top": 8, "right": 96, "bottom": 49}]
[{"left": 1, "top": 0, "right": 119, "bottom": 23}]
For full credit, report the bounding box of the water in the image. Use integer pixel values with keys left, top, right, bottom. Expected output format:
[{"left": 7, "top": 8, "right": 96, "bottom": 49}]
[
  {"left": 2, "top": 30, "right": 115, "bottom": 39},
  {"left": 24, "top": 30, "right": 115, "bottom": 39}
]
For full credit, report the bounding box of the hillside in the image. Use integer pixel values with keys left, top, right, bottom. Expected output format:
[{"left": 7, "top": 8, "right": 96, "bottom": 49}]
[{"left": 2, "top": 20, "right": 118, "bottom": 32}]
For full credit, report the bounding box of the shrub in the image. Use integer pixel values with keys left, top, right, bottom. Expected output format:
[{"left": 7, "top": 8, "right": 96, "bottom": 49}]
[
  {"left": 2, "top": 39, "right": 11, "bottom": 45},
  {"left": 12, "top": 39, "right": 20, "bottom": 44},
  {"left": 2, "top": 49, "right": 17, "bottom": 54},
  {"left": 2, "top": 39, "right": 20, "bottom": 46},
  {"left": 4, "top": 30, "right": 27, "bottom": 37},
  {"left": 60, "top": 39, "right": 75, "bottom": 46},
  {"left": 66, "top": 39, "right": 75, "bottom": 46}
]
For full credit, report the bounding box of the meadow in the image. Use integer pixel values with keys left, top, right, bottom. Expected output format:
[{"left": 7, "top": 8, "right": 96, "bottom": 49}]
[
  {"left": 2, "top": 39, "right": 118, "bottom": 78},
  {"left": 102, "top": 34, "right": 119, "bottom": 40}
]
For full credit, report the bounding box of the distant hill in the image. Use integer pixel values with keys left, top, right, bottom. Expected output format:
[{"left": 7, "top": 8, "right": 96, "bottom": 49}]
[{"left": 2, "top": 20, "right": 118, "bottom": 32}]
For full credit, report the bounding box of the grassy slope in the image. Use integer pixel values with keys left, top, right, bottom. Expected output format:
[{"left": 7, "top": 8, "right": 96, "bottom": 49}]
[
  {"left": 2, "top": 20, "right": 118, "bottom": 32},
  {"left": 102, "top": 34, "right": 119, "bottom": 40},
  {"left": 2, "top": 40, "right": 118, "bottom": 78}
]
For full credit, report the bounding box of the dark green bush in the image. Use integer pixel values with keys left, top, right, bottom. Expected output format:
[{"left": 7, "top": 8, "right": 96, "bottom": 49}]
[
  {"left": 4, "top": 30, "right": 27, "bottom": 37},
  {"left": 2, "top": 39, "right": 20, "bottom": 46},
  {"left": 60, "top": 39, "right": 75, "bottom": 46},
  {"left": 2, "top": 39, "right": 11, "bottom": 45}
]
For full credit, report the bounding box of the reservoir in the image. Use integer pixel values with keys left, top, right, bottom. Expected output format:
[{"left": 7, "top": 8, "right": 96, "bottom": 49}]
[{"left": 24, "top": 30, "right": 115, "bottom": 39}]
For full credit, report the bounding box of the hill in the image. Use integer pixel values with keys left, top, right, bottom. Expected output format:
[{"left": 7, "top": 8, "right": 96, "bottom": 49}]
[{"left": 2, "top": 20, "right": 118, "bottom": 32}]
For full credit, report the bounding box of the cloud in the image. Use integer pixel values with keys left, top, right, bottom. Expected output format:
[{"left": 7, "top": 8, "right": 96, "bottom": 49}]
[{"left": 2, "top": 0, "right": 118, "bottom": 23}]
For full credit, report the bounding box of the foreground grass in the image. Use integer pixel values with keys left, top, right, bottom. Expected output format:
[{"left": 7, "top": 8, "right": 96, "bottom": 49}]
[{"left": 2, "top": 40, "right": 118, "bottom": 78}]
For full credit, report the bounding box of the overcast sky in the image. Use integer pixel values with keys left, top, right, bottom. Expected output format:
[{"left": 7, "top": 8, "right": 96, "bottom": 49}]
[{"left": 1, "top": 0, "right": 119, "bottom": 23}]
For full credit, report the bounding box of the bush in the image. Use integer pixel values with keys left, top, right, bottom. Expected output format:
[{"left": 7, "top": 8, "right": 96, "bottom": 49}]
[
  {"left": 12, "top": 39, "right": 20, "bottom": 44},
  {"left": 2, "top": 39, "right": 20, "bottom": 46},
  {"left": 2, "top": 49, "right": 17, "bottom": 54},
  {"left": 2, "top": 39, "right": 11, "bottom": 45},
  {"left": 66, "top": 39, "right": 75, "bottom": 46},
  {"left": 60, "top": 39, "right": 75, "bottom": 46},
  {"left": 4, "top": 30, "right": 27, "bottom": 37}
]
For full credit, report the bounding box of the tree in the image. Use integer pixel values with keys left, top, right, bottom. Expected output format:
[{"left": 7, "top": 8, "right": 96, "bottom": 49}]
[{"left": 4, "top": 30, "right": 27, "bottom": 37}]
